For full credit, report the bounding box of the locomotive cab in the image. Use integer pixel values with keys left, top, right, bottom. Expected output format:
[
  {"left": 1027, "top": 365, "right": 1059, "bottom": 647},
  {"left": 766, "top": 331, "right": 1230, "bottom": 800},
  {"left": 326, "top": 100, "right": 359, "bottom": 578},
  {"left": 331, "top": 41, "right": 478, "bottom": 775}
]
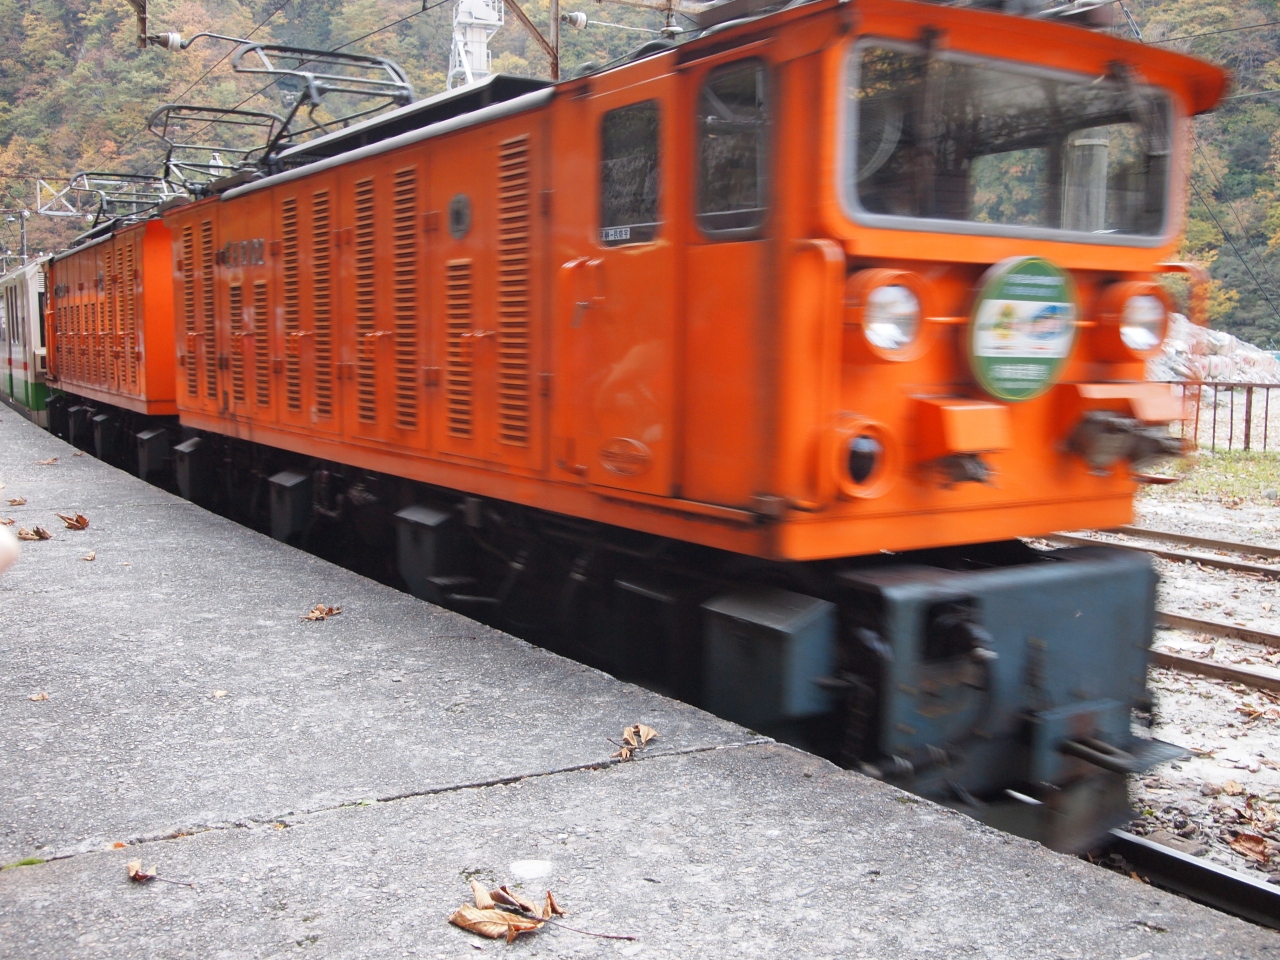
[{"left": 539, "top": 0, "right": 1224, "bottom": 850}]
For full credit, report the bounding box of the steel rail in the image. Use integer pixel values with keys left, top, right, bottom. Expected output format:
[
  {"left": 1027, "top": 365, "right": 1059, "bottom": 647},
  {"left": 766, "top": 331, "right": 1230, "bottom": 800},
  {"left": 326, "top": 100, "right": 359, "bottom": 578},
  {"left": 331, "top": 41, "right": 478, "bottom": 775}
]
[
  {"left": 1102, "top": 830, "right": 1280, "bottom": 930},
  {"left": 1149, "top": 649, "right": 1280, "bottom": 693},
  {"left": 1156, "top": 612, "right": 1280, "bottom": 652},
  {"left": 1050, "top": 534, "right": 1280, "bottom": 579},
  {"left": 1117, "top": 525, "right": 1280, "bottom": 561}
]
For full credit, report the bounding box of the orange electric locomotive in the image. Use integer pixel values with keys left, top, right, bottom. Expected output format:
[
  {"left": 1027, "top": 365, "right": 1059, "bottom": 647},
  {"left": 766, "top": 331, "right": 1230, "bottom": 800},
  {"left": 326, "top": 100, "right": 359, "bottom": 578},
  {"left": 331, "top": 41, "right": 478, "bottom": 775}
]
[{"left": 51, "top": 0, "right": 1227, "bottom": 850}]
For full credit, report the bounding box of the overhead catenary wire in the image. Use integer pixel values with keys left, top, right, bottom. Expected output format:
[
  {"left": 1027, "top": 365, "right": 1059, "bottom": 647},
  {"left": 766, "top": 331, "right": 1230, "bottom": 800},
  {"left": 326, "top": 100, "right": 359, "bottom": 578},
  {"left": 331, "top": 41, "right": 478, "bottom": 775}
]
[
  {"left": 1190, "top": 179, "right": 1280, "bottom": 323},
  {"left": 117, "top": 0, "right": 296, "bottom": 175},
  {"left": 166, "top": 0, "right": 452, "bottom": 156},
  {"left": 1147, "top": 18, "right": 1280, "bottom": 45}
]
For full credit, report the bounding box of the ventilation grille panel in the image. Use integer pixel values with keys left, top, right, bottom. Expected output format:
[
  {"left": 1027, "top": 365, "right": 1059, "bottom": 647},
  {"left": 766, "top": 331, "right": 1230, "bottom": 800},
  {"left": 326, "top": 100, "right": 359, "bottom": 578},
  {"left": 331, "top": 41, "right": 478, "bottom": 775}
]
[
  {"left": 392, "top": 166, "right": 418, "bottom": 432},
  {"left": 124, "top": 241, "right": 137, "bottom": 390},
  {"left": 312, "top": 190, "right": 333, "bottom": 418},
  {"left": 496, "top": 135, "right": 531, "bottom": 448},
  {"left": 200, "top": 220, "right": 216, "bottom": 399},
  {"left": 181, "top": 226, "right": 197, "bottom": 398},
  {"left": 281, "top": 198, "right": 300, "bottom": 412},
  {"left": 445, "top": 259, "right": 473, "bottom": 439},
  {"left": 229, "top": 282, "right": 245, "bottom": 404},
  {"left": 354, "top": 177, "right": 376, "bottom": 423},
  {"left": 254, "top": 280, "right": 270, "bottom": 409}
]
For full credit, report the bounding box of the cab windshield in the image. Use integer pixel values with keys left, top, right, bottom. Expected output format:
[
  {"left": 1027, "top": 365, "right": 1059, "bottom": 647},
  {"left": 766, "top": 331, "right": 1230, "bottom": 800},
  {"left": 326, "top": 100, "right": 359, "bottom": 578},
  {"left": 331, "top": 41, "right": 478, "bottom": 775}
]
[{"left": 844, "top": 44, "right": 1172, "bottom": 240}]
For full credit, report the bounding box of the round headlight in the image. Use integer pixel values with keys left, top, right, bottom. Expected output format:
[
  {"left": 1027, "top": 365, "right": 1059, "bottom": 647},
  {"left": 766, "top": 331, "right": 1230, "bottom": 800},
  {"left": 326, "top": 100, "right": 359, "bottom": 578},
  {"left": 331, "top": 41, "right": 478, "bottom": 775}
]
[
  {"left": 1120, "top": 294, "right": 1167, "bottom": 353},
  {"left": 865, "top": 284, "right": 921, "bottom": 352}
]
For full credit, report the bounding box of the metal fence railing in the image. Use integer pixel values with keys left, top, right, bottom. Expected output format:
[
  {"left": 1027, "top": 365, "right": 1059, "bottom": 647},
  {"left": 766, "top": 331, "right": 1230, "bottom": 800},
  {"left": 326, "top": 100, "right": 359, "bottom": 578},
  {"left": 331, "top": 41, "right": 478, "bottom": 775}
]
[{"left": 1160, "top": 382, "right": 1280, "bottom": 453}]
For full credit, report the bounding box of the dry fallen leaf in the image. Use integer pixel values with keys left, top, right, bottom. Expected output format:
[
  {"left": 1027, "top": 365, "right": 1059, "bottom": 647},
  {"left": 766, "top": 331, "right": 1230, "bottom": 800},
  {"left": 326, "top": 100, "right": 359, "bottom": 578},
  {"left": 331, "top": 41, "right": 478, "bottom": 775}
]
[
  {"left": 301, "top": 603, "right": 342, "bottom": 621},
  {"left": 471, "top": 879, "right": 495, "bottom": 909},
  {"left": 612, "top": 723, "right": 659, "bottom": 761},
  {"left": 1229, "top": 833, "right": 1271, "bottom": 864},
  {"left": 1223, "top": 779, "right": 1246, "bottom": 796},
  {"left": 6, "top": 497, "right": 26, "bottom": 506},
  {"left": 125, "top": 858, "right": 194, "bottom": 887},
  {"left": 56, "top": 512, "right": 90, "bottom": 530},
  {"left": 16, "top": 527, "right": 52, "bottom": 542},
  {"left": 499, "top": 885, "right": 541, "bottom": 917},
  {"left": 211, "top": 690, "right": 227, "bottom": 699},
  {"left": 1, "top": 518, "right": 13, "bottom": 526},
  {"left": 82, "top": 551, "right": 95, "bottom": 562},
  {"left": 28, "top": 692, "right": 49, "bottom": 702},
  {"left": 34, "top": 458, "right": 57, "bottom": 466},
  {"left": 449, "top": 904, "right": 543, "bottom": 944},
  {"left": 126, "top": 859, "right": 154, "bottom": 882},
  {"left": 73, "top": 451, "right": 86, "bottom": 457}
]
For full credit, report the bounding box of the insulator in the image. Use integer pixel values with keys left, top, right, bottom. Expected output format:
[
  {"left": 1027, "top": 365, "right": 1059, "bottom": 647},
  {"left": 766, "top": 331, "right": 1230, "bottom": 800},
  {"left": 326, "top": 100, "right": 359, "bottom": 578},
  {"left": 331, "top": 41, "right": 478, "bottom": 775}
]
[{"left": 561, "top": 11, "right": 588, "bottom": 28}]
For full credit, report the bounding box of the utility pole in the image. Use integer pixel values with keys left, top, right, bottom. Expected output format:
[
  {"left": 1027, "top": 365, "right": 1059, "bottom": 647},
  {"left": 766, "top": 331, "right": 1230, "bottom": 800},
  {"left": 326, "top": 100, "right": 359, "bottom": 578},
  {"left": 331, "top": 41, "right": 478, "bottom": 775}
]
[{"left": 123, "top": 0, "right": 148, "bottom": 48}]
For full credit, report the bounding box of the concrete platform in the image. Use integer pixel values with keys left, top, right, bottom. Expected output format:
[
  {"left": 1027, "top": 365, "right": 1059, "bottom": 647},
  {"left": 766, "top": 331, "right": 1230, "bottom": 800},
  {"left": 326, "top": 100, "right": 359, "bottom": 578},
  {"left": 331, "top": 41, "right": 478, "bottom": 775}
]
[{"left": 1, "top": 410, "right": 1276, "bottom": 958}]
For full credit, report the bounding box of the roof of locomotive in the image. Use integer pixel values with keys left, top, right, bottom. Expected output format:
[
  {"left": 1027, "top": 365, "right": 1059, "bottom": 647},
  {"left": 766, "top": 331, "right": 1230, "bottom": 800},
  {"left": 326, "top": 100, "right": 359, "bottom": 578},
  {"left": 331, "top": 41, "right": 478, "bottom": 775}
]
[
  {"left": 272, "top": 74, "right": 550, "bottom": 169},
  {"left": 219, "top": 0, "right": 1226, "bottom": 202},
  {"left": 222, "top": 86, "right": 556, "bottom": 201}
]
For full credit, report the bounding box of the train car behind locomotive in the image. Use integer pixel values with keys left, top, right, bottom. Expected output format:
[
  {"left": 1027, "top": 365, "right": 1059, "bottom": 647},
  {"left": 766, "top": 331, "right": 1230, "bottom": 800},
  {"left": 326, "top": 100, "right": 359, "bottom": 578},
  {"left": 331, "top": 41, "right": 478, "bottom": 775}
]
[
  {"left": 0, "top": 258, "right": 51, "bottom": 427},
  {"left": 44, "top": 215, "right": 178, "bottom": 472},
  {"left": 148, "top": 0, "right": 1225, "bottom": 851}
]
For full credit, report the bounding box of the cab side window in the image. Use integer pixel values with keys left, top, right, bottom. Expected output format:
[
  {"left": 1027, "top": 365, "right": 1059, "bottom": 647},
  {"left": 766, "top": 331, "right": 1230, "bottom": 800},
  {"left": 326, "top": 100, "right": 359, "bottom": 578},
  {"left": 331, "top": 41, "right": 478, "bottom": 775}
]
[
  {"left": 600, "top": 101, "right": 660, "bottom": 246},
  {"left": 697, "top": 60, "right": 769, "bottom": 235}
]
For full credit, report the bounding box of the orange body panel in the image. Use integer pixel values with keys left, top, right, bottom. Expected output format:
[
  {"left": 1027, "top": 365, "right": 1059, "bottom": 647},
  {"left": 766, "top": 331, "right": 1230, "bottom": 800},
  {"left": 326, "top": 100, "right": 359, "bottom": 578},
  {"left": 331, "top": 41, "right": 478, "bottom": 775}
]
[
  {"left": 159, "top": 0, "right": 1225, "bottom": 562},
  {"left": 46, "top": 218, "right": 177, "bottom": 416}
]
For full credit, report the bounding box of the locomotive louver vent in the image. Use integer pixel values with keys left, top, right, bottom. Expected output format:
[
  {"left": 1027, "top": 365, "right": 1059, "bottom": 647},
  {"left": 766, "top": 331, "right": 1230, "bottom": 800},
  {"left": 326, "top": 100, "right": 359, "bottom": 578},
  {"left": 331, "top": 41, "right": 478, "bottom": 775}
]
[
  {"left": 254, "top": 280, "right": 270, "bottom": 409},
  {"left": 230, "top": 282, "right": 245, "bottom": 404},
  {"left": 90, "top": 299, "right": 100, "bottom": 385},
  {"left": 392, "top": 166, "right": 418, "bottom": 432},
  {"left": 106, "top": 252, "right": 117, "bottom": 388},
  {"left": 355, "top": 177, "right": 377, "bottom": 424},
  {"left": 200, "top": 220, "right": 216, "bottom": 399},
  {"left": 181, "top": 226, "right": 198, "bottom": 398},
  {"left": 124, "top": 241, "right": 138, "bottom": 391},
  {"left": 445, "top": 259, "right": 473, "bottom": 438},
  {"left": 74, "top": 304, "right": 82, "bottom": 380},
  {"left": 112, "top": 248, "right": 122, "bottom": 388},
  {"left": 281, "top": 198, "right": 301, "bottom": 412},
  {"left": 497, "top": 135, "right": 531, "bottom": 448},
  {"left": 312, "top": 190, "right": 333, "bottom": 418}
]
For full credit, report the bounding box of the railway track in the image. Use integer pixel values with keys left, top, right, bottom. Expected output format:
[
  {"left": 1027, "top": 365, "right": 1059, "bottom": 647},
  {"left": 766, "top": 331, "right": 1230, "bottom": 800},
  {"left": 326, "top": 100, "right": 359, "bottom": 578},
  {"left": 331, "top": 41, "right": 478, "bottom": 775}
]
[
  {"left": 1099, "top": 830, "right": 1280, "bottom": 930},
  {"left": 1048, "top": 527, "right": 1280, "bottom": 693}
]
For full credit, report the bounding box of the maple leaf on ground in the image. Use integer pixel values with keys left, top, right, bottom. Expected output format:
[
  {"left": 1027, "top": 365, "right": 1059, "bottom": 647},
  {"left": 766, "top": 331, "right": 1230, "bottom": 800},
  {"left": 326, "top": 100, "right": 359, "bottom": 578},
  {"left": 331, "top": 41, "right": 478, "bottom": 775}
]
[
  {"left": 1223, "top": 780, "right": 1246, "bottom": 796},
  {"left": 82, "top": 551, "right": 95, "bottom": 561},
  {"left": 301, "top": 603, "right": 342, "bottom": 621},
  {"left": 29, "top": 692, "right": 49, "bottom": 702},
  {"left": 1, "top": 518, "right": 13, "bottom": 526},
  {"left": 16, "top": 527, "right": 52, "bottom": 541},
  {"left": 34, "top": 458, "right": 57, "bottom": 466},
  {"left": 6, "top": 497, "right": 26, "bottom": 506},
  {"left": 55, "top": 512, "right": 89, "bottom": 530}
]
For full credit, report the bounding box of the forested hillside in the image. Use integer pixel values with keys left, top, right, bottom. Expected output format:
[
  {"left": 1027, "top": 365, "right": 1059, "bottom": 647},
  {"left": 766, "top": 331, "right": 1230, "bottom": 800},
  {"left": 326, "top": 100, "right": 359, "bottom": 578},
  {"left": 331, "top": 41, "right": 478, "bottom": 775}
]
[{"left": 1, "top": 0, "right": 1279, "bottom": 348}]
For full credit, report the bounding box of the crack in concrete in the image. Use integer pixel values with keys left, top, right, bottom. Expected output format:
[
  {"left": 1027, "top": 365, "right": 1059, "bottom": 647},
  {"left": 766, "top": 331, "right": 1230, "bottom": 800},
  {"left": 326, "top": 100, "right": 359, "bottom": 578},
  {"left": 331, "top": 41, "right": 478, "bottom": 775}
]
[{"left": 13, "top": 738, "right": 775, "bottom": 868}]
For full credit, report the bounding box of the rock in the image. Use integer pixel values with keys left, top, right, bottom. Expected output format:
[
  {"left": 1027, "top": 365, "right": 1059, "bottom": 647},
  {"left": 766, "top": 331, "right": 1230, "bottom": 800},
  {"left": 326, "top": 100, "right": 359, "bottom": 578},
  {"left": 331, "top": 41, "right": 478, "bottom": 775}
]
[
  {"left": 1201, "top": 782, "right": 1221, "bottom": 796},
  {"left": 1265, "top": 490, "right": 1279, "bottom": 501}
]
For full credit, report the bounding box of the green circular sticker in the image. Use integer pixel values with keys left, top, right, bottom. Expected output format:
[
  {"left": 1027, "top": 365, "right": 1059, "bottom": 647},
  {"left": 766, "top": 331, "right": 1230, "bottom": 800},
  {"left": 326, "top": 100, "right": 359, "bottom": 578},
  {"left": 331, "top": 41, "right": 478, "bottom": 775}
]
[{"left": 969, "top": 257, "right": 1078, "bottom": 402}]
